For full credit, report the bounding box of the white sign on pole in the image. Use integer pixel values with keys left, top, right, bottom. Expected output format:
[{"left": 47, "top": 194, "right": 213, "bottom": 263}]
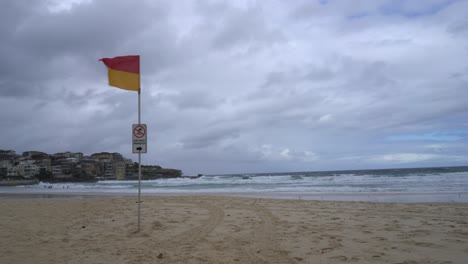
[{"left": 132, "top": 124, "right": 147, "bottom": 153}]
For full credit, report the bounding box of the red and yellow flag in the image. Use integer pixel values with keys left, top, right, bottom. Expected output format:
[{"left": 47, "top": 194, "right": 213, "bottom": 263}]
[{"left": 100, "top": 55, "right": 140, "bottom": 91}]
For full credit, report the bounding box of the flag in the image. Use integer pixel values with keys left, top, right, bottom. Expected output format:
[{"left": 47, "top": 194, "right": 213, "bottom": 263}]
[{"left": 100, "top": 55, "right": 140, "bottom": 91}]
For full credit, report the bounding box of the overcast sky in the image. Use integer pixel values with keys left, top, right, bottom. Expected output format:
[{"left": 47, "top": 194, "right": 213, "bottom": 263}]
[{"left": 1, "top": 0, "right": 467, "bottom": 175}]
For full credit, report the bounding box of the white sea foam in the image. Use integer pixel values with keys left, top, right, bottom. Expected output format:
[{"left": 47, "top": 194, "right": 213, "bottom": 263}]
[{"left": 3, "top": 169, "right": 468, "bottom": 202}]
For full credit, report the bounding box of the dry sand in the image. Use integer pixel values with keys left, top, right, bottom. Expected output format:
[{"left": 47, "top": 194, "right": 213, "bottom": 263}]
[{"left": 1, "top": 196, "right": 467, "bottom": 264}]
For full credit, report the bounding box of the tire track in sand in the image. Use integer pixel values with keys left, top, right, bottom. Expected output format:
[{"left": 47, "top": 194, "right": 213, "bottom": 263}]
[
  {"left": 242, "top": 200, "right": 296, "bottom": 264},
  {"left": 158, "top": 201, "right": 225, "bottom": 263}
]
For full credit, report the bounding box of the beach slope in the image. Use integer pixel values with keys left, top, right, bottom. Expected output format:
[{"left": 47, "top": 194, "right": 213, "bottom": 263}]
[{"left": 1, "top": 196, "right": 467, "bottom": 264}]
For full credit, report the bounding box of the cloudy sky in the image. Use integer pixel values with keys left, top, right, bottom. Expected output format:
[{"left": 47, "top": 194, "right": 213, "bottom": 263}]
[{"left": 1, "top": 0, "right": 467, "bottom": 175}]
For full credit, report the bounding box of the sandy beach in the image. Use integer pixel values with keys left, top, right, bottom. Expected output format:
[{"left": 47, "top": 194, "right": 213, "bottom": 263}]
[{"left": 1, "top": 196, "right": 467, "bottom": 264}]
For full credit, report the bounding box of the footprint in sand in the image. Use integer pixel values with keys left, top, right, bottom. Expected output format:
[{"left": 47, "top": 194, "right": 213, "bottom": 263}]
[
  {"left": 371, "top": 252, "right": 386, "bottom": 259},
  {"left": 352, "top": 238, "right": 367, "bottom": 243},
  {"left": 330, "top": 255, "right": 347, "bottom": 261},
  {"left": 152, "top": 221, "right": 162, "bottom": 230},
  {"left": 374, "top": 236, "right": 387, "bottom": 241},
  {"left": 408, "top": 229, "right": 431, "bottom": 236},
  {"left": 320, "top": 247, "right": 334, "bottom": 254},
  {"left": 413, "top": 241, "right": 442, "bottom": 248}
]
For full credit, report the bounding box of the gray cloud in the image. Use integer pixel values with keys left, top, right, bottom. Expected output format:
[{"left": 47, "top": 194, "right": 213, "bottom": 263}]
[
  {"left": 1, "top": 0, "right": 467, "bottom": 175},
  {"left": 211, "top": 5, "right": 284, "bottom": 50},
  {"left": 181, "top": 127, "right": 240, "bottom": 149}
]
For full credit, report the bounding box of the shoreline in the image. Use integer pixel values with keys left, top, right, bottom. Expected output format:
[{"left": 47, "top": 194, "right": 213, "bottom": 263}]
[{"left": 1, "top": 189, "right": 467, "bottom": 203}]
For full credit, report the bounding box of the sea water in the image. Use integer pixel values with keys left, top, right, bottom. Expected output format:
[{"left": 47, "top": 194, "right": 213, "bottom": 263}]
[{"left": 3, "top": 166, "right": 468, "bottom": 202}]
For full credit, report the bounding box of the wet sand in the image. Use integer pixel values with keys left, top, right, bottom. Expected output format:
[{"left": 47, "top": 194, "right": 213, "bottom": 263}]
[
  {"left": 1, "top": 196, "right": 467, "bottom": 264},
  {"left": 1, "top": 188, "right": 467, "bottom": 203}
]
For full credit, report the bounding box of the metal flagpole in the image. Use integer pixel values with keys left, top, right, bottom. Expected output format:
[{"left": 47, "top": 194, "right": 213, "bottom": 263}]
[{"left": 137, "top": 86, "right": 142, "bottom": 231}]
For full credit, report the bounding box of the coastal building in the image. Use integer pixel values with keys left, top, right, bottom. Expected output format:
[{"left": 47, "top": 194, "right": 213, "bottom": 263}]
[
  {"left": 52, "top": 165, "right": 63, "bottom": 176},
  {"left": 1, "top": 154, "right": 18, "bottom": 178},
  {"left": 0, "top": 154, "right": 16, "bottom": 179},
  {"left": 0, "top": 150, "right": 16, "bottom": 156},
  {"left": 51, "top": 160, "right": 74, "bottom": 179},
  {"left": 2, "top": 155, "right": 38, "bottom": 179},
  {"left": 70, "top": 163, "right": 84, "bottom": 179},
  {"left": 91, "top": 153, "right": 112, "bottom": 179},
  {"left": 60, "top": 160, "right": 72, "bottom": 175},
  {"left": 124, "top": 158, "right": 133, "bottom": 166},
  {"left": 70, "top": 152, "right": 83, "bottom": 161},
  {"left": 90, "top": 152, "right": 127, "bottom": 180},
  {"left": 52, "top": 151, "right": 82, "bottom": 160},
  {"left": 80, "top": 160, "right": 99, "bottom": 177},
  {"left": 7, "top": 166, "right": 19, "bottom": 177},
  {"left": 51, "top": 157, "right": 78, "bottom": 177},
  {"left": 32, "top": 156, "right": 51, "bottom": 173},
  {"left": 106, "top": 162, "right": 114, "bottom": 179},
  {"left": 0, "top": 167, "right": 6, "bottom": 178},
  {"left": 17, "top": 163, "right": 39, "bottom": 178},
  {"left": 112, "top": 153, "right": 124, "bottom": 160},
  {"left": 91, "top": 152, "right": 114, "bottom": 161},
  {"left": 18, "top": 158, "right": 34, "bottom": 166},
  {"left": 1, "top": 150, "right": 148, "bottom": 181},
  {"left": 0, "top": 159, "right": 13, "bottom": 169},
  {"left": 114, "top": 161, "right": 126, "bottom": 180},
  {"left": 53, "top": 152, "right": 72, "bottom": 158},
  {"left": 22, "top": 151, "right": 47, "bottom": 158}
]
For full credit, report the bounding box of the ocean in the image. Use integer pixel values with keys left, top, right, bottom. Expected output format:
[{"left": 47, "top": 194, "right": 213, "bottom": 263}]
[{"left": 2, "top": 166, "right": 468, "bottom": 202}]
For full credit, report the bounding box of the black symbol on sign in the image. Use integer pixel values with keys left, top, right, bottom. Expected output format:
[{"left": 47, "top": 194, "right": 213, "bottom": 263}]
[
  {"left": 136, "top": 128, "right": 143, "bottom": 136},
  {"left": 134, "top": 126, "right": 146, "bottom": 138}
]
